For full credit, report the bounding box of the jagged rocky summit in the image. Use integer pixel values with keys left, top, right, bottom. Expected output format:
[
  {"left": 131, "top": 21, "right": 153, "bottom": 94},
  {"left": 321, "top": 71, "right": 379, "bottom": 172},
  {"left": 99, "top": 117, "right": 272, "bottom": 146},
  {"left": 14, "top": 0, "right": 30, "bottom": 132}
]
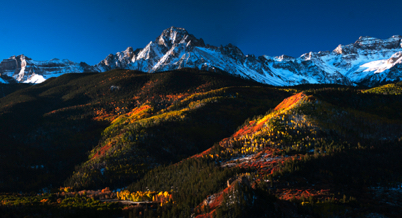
[{"left": 1, "top": 27, "right": 402, "bottom": 86}]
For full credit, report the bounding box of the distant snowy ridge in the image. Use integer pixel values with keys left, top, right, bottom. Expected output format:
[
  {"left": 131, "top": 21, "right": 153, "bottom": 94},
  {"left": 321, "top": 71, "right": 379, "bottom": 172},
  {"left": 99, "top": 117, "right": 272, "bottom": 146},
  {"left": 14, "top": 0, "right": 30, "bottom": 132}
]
[
  {"left": 0, "top": 55, "right": 96, "bottom": 84},
  {"left": 1, "top": 27, "right": 402, "bottom": 86}
]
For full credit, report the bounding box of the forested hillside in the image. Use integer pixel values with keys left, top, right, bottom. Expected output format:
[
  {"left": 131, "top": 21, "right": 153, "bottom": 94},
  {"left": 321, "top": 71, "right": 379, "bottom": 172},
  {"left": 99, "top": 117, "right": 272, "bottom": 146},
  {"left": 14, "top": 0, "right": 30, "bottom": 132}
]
[
  {"left": 0, "top": 70, "right": 401, "bottom": 218},
  {"left": 120, "top": 86, "right": 402, "bottom": 217},
  {"left": 0, "top": 68, "right": 288, "bottom": 192}
]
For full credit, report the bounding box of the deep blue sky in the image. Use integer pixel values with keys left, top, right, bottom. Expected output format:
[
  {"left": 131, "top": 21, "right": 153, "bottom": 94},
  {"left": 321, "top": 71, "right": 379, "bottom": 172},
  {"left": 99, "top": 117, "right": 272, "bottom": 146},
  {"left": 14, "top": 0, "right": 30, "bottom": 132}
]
[{"left": 0, "top": 0, "right": 401, "bottom": 65}]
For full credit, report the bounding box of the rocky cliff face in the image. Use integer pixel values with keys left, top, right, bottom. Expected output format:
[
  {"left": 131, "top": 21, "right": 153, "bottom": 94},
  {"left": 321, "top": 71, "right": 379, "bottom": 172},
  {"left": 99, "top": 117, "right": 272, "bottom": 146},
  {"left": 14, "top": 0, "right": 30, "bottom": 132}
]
[{"left": 1, "top": 27, "right": 401, "bottom": 86}]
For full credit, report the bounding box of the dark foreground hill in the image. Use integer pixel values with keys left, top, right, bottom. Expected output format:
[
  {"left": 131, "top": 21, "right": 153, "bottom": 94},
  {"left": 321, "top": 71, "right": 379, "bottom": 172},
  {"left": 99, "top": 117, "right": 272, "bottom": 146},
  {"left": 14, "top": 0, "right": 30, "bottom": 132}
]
[
  {"left": 0, "top": 70, "right": 401, "bottom": 218},
  {"left": 0, "top": 68, "right": 289, "bottom": 192}
]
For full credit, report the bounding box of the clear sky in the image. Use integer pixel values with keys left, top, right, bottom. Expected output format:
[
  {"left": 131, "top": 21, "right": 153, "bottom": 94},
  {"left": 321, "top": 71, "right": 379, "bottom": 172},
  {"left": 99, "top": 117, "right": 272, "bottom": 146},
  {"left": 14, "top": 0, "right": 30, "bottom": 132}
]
[{"left": 0, "top": 0, "right": 401, "bottom": 65}]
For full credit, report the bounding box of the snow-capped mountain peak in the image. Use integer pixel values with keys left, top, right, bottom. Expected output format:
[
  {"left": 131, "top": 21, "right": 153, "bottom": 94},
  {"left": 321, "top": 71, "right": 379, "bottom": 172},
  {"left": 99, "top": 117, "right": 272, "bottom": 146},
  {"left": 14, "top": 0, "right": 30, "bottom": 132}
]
[
  {"left": 157, "top": 26, "right": 187, "bottom": 46},
  {"left": 220, "top": 43, "right": 245, "bottom": 62},
  {"left": 355, "top": 35, "right": 402, "bottom": 50},
  {"left": 274, "top": 55, "right": 295, "bottom": 62},
  {"left": 334, "top": 35, "right": 402, "bottom": 55},
  {"left": 1, "top": 27, "right": 401, "bottom": 86},
  {"left": 156, "top": 26, "right": 205, "bottom": 49}
]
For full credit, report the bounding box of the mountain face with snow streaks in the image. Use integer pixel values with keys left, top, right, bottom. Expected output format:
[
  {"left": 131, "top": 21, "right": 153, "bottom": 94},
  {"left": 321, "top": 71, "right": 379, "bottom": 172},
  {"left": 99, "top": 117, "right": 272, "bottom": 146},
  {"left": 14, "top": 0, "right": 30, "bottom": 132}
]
[
  {"left": 96, "top": 27, "right": 402, "bottom": 86},
  {"left": 1, "top": 27, "right": 401, "bottom": 86}
]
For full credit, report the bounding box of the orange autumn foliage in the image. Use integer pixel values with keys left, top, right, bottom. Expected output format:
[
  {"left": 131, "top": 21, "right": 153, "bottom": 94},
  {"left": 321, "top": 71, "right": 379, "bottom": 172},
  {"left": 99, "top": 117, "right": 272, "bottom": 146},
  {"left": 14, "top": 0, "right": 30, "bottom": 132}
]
[
  {"left": 124, "top": 105, "right": 152, "bottom": 118},
  {"left": 190, "top": 147, "right": 214, "bottom": 159},
  {"left": 92, "top": 142, "right": 114, "bottom": 159},
  {"left": 274, "top": 92, "right": 306, "bottom": 111}
]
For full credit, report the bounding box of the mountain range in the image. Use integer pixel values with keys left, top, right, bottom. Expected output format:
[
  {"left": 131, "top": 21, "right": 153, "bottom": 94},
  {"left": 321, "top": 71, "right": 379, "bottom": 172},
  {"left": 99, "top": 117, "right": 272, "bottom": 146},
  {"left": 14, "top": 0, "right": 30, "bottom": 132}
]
[{"left": 1, "top": 26, "right": 401, "bottom": 86}]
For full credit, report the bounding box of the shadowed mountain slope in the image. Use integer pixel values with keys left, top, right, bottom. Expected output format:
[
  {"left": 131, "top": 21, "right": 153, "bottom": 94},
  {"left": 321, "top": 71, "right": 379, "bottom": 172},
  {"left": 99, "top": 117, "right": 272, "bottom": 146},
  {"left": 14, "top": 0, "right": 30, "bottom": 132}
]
[{"left": 0, "top": 68, "right": 289, "bottom": 192}]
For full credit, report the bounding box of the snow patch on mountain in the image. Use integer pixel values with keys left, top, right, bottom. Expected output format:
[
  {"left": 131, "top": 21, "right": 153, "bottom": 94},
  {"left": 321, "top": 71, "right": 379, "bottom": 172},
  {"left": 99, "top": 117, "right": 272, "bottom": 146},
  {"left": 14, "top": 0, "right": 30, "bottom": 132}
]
[{"left": 24, "top": 74, "right": 46, "bottom": 83}]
